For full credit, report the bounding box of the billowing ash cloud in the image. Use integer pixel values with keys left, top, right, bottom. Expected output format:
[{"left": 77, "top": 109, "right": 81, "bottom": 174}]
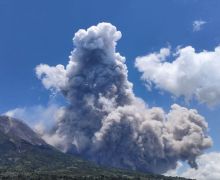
[
  {"left": 36, "top": 23, "right": 212, "bottom": 174},
  {"left": 135, "top": 46, "right": 220, "bottom": 106}
]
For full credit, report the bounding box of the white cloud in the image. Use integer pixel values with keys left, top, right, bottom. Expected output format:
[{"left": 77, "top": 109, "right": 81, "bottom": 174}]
[
  {"left": 193, "top": 20, "right": 206, "bottom": 32},
  {"left": 166, "top": 152, "right": 220, "bottom": 180},
  {"left": 135, "top": 46, "right": 220, "bottom": 106}
]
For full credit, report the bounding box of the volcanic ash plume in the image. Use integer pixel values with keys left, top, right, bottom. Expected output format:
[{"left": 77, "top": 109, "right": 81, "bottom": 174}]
[{"left": 36, "top": 23, "right": 212, "bottom": 174}]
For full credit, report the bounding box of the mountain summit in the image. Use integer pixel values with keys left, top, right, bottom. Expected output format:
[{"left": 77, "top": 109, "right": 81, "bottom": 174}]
[
  {"left": 0, "top": 115, "right": 45, "bottom": 146},
  {"left": 0, "top": 115, "right": 89, "bottom": 172}
]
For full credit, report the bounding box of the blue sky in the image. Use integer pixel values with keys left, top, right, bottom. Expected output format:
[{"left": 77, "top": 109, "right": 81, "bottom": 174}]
[{"left": 1, "top": 0, "right": 220, "bottom": 155}]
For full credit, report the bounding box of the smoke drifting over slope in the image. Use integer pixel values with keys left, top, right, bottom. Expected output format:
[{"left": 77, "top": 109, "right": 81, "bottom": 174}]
[{"left": 36, "top": 23, "right": 212, "bottom": 174}]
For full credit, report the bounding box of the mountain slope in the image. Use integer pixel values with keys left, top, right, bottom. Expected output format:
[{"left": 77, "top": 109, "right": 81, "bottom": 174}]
[
  {"left": 0, "top": 115, "right": 45, "bottom": 145},
  {"left": 0, "top": 116, "right": 191, "bottom": 180},
  {"left": 0, "top": 115, "right": 92, "bottom": 171}
]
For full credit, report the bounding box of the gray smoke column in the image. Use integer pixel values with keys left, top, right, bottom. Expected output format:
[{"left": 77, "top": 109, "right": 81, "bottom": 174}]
[{"left": 36, "top": 23, "right": 212, "bottom": 174}]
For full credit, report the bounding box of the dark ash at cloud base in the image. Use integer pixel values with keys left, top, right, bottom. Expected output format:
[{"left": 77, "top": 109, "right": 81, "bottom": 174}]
[{"left": 36, "top": 22, "right": 212, "bottom": 174}]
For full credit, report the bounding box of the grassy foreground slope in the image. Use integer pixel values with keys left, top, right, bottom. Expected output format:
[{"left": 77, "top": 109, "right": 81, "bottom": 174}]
[{"left": 0, "top": 116, "right": 192, "bottom": 180}]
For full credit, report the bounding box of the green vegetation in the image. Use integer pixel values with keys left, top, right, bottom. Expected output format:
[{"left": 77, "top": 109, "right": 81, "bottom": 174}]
[
  {"left": 0, "top": 139, "right": 192, "bottom": 180},
  {"left": 0, "top": 141, "right": 191, "bottom": 179},
  {"left": 0, "top": 141, "right": 192, "bottom": 180},
  {"left": 0, "top": 116, "right": 192, "bottom": 180}
]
